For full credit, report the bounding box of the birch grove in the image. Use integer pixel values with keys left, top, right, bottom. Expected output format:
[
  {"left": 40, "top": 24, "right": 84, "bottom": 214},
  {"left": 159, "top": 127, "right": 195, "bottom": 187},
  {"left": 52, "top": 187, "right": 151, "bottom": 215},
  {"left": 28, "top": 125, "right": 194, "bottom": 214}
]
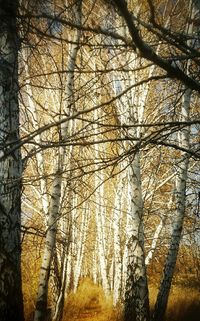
[
  {"left": 1, "top": 1, "right": 200, "bottom": 321},
  {"left": 33, "top": 2, "right": 82, "bottom": 320}
]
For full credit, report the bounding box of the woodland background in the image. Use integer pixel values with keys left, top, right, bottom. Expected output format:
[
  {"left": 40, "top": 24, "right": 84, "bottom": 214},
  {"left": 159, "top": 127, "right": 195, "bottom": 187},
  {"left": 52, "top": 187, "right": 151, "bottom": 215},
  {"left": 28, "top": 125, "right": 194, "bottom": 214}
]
[{"left": 0, "top": 1, "right": 200, "bottom": 321}]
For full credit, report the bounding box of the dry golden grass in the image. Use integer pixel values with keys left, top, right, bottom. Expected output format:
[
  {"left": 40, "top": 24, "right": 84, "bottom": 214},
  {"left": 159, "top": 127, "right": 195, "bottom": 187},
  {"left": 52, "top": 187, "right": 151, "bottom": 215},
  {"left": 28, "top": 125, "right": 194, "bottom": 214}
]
[
  {"left": 62, "top": 277, "right": 117, "bottom": 321},
  {"left": 22, "top": 262, "right": 200, "bottom": 321},
  {"left": 149, "top": 283, "right": 200, "bottom": 321},
  {"left": 22, "top": 235, "right": 42, "bottom": 321},
  {"left": 164, "top": 287, "right": 200, "bottom": 321},
  {"left": 62, "top": 278, "right": 200, "bottom": 321}
]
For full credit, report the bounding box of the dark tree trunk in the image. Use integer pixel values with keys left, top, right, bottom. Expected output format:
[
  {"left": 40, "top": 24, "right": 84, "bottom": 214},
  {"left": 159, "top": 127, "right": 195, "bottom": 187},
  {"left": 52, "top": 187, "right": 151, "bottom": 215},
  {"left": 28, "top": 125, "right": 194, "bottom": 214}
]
[{"left": 0, "top": 1, "right": 24, "bottom": 320}]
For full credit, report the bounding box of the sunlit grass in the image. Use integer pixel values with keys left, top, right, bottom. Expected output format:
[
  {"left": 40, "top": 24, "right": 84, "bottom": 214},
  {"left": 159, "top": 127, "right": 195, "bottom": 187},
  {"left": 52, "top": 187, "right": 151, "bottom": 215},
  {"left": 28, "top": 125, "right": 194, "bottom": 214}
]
[
  {"left": 62, "top": 277, "right": 116, "bottom": 321},
  {"left": 61, "top": 278, "right": 200, "bottom": 321},
  {"left": 149, "top": 283, "right": 200, "bottom": 321},
  {"left": 22, "top": 263, "right": 200, "bottom": 321},
  {"left": 165, "top": 287, "right": 200, "bottom": 321},
  {"left": 22, "top": 236, "right": 41, "bottom": 321}
]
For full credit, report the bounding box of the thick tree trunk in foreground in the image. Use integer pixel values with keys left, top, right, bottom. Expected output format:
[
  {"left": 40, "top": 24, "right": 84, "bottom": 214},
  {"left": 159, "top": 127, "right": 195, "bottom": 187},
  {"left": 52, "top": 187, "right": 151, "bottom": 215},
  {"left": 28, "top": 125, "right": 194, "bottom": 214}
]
[
  {"left": 0, "top": 1, "right": 24, "bottom": 320},
  {"left": 125, "top": 154, "right": 150, "bottom": 321}
]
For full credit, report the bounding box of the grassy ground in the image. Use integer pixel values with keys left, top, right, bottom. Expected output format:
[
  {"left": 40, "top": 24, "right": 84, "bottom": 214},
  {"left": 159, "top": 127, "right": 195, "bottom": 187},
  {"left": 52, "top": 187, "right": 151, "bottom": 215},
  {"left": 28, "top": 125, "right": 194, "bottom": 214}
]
[
  {"left": 164, "top": 288, "right": 200, "bottom": 321},
  {"left": 60, "top": 278, "right": 200, "bottom": 321},
  {"left": 149, "top": 283, "right": 200, "bottom": 321},
  {"left": 62, "top": 278, "right": 117, "bottom": 321},
  {"left": 23, "top": 276, "right": 200, "bottom": 321}
]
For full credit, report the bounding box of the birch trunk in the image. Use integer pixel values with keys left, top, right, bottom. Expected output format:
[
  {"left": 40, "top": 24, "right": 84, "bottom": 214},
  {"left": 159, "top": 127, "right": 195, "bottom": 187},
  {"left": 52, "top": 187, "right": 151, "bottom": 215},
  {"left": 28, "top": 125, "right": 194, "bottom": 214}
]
[
  {"left": 95, "top": 168, "right": 110, "bottom": 295},
  {"left": 52, "top": 187, "right": 75, "bottom": 321},
  {"left": 21, "top": 49, "right": 49, "bottom": 216},
  {"left": 73, "top": 206, "right": 89, "bottom": 291},
  {"left": 0, "top": 2, "right": 24, "bottom": 320},
  {"left": 34, "top": 170, "right": 62, "bottom": 321},
  {"left": 113, "top": 87, "right": 150, "bottom": 320},
  {"left": 52, "top": 253, "right": 68, "bottom": 321},
  {"left": 112, "top": 170, "right": 127, "bottom": 304},
  {"left": 145, "top": 200, "right": 171, "bottom": 266},
  {"left": 53, "top": 4, "right": 82, "bottom": 319},
  {"left": 112, "top": 184, "right": 122, "bottom": 304},
  {"left": 145, "top": 218, "right": 164, "bottom": 266},
  {"left": 34, "top": 2, "right": 82, "bottom": 319},
  {"left": 93, "top": 98, "right": 110, "bottom": 295},
  {"left": 110, "top": 70, "right": 150, "bottom": 320},
  {"left": 153, "top": 95, "right": 191, "bottom": 321},
  {"left": 153, "top": 4, "right": 196, "bottom": 318},
  {"left": 152, "top": 88, "right": 191, "bottom": 321},
  {"left": 125, "top": 153, "right": 149, "bottom": 321},
  {"left": 110, "top": 47, "right": 150, "bottom": 319},
  {"left": 65, "top": 192, "right": 78, "bottom": 292}
]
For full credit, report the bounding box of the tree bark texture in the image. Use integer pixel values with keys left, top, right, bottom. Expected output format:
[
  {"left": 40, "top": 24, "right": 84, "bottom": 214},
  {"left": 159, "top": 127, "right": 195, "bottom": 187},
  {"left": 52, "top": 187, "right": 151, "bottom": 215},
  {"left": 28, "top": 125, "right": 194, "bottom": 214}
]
[
  {"left": 0, "top": 1, "right": 24, "bottom": 320},
  {"left": 124, "top": 154, "right": 150, "bottom": 321},
  {"left": 111, "top": 42, "right": 150, "bottom": 320},
  {"left": 34, "top": 172, "right": 62, "bottom": 321}
]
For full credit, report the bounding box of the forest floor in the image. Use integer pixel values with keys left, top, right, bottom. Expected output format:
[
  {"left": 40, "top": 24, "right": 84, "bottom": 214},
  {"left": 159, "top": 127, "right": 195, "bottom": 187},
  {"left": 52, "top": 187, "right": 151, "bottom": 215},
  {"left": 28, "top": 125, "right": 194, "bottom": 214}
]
[
  {"left": 24, "top": 277, "right": 200, "bottom": 321},
  {"left": 62, "top": 278, "right": 119, "bottom": 321},
  {"left": 68, "top": 298, "right": 114, "bottom": 321},
  {"left": 62, "top": 278, "right": 200, "bottom": 321}
]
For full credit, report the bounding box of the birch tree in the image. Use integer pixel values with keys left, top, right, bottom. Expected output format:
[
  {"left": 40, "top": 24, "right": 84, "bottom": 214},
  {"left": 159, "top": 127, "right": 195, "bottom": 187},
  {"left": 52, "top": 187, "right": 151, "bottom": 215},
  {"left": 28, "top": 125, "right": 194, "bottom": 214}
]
[
  {"left": 89, "top": 69, "right": 112, "bottom": 294},
  {"left": 34, "top": 1, "right": 82, "bottom": 320},
  {"left": 153, "top": 3, "right": 199, "bottom": 319},
  {"left": 124, "top": 82, "right": 150, "bottom": 321},
  {"left": 106, "top": 36, "right": 150, "bottom": 319},
  {"left": 112, "top": 169, "right": 127, "bottom": 304},
  {"left": 0, "top": 1, "right": 24, "bottom": 320}
]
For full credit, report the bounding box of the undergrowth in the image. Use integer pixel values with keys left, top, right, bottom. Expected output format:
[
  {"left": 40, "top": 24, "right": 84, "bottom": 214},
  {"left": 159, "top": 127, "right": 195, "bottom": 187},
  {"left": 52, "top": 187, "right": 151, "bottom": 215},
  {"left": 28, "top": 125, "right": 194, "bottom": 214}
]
[
  {"left": 63, "top": 277, "right": 116, "bottom": 321},
  {"left": 164, "top": 287, "right": 200, "bottom": 321},
  {"left": 23, "top": 275, "right": 200, "bottom": 321},
  {"left": 62, "top": 278, "right": 200, "bottom": 321}
]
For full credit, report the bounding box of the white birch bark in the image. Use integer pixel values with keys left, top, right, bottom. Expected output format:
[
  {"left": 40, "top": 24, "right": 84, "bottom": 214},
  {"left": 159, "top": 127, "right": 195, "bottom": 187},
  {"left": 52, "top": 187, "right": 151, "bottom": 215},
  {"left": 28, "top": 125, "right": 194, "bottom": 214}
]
[
  {"left": 110, "top": 45, "right": 150, "bottom": 319},
  {"left": 93, "top": 102, "right": 110, "bottom": 295},
  {"left": 145, "top": 192, "right": 175, "bottom": 266},
  {"left": 34, "top": 169, "right": 62, "bottom": 321},
  {"left": 34, "top": 2, "right": 82, "bottom": 320},
  {"left": 112, "top": 170, "right": 127, "bottom": 304},
  {"left": 73, "top": 206, "right": 89, "bottom": 291},
  {"left": 65, "top": 192, "right": 78, "bottom": 292},
  {"left": 95, "top": 168, "right": 110, "bottom": 294},
  {"left": 21, "top": 49, "right": 49, "bottom": 216},
  {"left": 112, "top": 183, "right": 122, "bottom": 304},
  {"left": 125, "top": 153, "right": 149, "bottom": 321},
  {"left": 111, "top": 74, "right": 150, "bottom": 319},
  {"left": 145, "top": 217, "right": 165, "bottom": 266},
  {"left": 92, "top": 241, "right": 98, "bottom": 284},
  {"left": 107, "top": 61, "right": 149, "bottom": 319},
  {"left": 121, "top": 174, "right": 130, "bottom": 300},
  {"left": 153, "top": 5, "right": 196, "bottom": 319},
  {"left": 52, "top": 251, "right": 68, "bottom": 321},
  {"left": 0, "top": 2, "right": 24, "bottom": 320},
  {"left": 52, "top": 188, "right": 76, "bottom": 321}
]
